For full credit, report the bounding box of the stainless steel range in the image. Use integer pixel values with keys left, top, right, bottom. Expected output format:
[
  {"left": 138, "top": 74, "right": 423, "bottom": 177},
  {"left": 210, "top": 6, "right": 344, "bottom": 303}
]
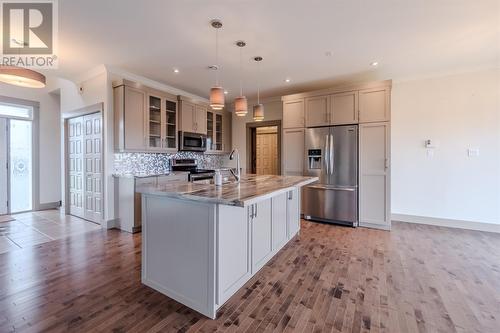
[{"left": 172, "top": 159, "right": 215, "bottom": 182}]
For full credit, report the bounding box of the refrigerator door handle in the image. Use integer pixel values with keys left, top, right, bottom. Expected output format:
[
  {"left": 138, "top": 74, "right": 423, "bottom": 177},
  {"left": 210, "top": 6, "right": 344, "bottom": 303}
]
[
  {"left": 307, "top": 185, "right": 357, "bottom": 192},
  {"left": 324, "top": 134, "right": 329, "bottom": 175},
  {"left": 330, "top": 133, "right": 334, "bottom": 175}
]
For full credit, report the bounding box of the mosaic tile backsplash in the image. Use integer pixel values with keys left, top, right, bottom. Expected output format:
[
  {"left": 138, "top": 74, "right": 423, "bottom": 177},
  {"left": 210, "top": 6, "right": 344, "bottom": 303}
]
[{"left": 114, "top": 152, "right": 228, "bottom": 176}]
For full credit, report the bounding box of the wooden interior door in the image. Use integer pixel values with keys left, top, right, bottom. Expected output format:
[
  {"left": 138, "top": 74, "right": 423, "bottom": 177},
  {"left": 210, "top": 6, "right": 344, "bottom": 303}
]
[
  {"left": 68, "top": 117, "right": 84, "bottom": 219},
  {"left": 0, "top": 118, "right": 7, "bottom": 215},
  {"left": 256, "top": 127, "right": 278, "bottom": 175}
]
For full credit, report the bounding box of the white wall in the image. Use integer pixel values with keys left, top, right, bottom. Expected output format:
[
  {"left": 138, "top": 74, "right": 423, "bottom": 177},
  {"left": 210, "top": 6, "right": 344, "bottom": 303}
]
[
  {"left": 391, "top": 68, "right": 500, "bottom": 225},
  {"left": 231, "top": 99, "right": 283, "bottom": 173},
  {"left": 0, "top": 79, "right": 61, "bottom": 206}
]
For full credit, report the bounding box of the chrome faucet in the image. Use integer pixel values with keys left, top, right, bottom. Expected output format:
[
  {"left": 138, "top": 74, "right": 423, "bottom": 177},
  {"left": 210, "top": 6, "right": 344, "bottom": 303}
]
[{"left": 229, "top": 148, "right": 241, "bottom": 182}]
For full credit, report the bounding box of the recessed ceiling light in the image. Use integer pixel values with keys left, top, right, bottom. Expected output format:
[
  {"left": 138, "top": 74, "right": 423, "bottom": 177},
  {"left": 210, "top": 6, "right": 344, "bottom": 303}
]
[
  {"left": 173, "top": 68, "right": 180, "bottom": 73},
  {"left": 224, "top": 90, "right": 228, "bottom": 95},
  {"left": 285, "top": 78, "right": 291, "bottom": 83},
  {"left": 370, "top": 61, "right": 379, "bottom": 67}
]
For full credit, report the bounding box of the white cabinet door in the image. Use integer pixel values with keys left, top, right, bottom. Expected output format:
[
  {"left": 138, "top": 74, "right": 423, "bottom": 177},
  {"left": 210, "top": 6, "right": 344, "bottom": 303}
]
[
  {"left": 180, "top": 101, "right": 195, "bottom": 132},
  {"left": 123, "top": 86, "right": 147, "bottom": 150},
  {"left": 331, "top": 91, "right": 358, "bottom": 125},
  {"left": 283, "top": 99, "right": 305, "bottom": 129},
  {"left": 287, "top": 189, "right": 300, "bottom": 238},
  {"left": 305, "top": 95, "right": 329, "bottom": 127},
  {"left": 251, "top": 199, "right": 273, "bottom": 273},
  {"left": 359, "top": 88, "right": 390, "bottom": 123},
  {"left": 195, "top": 105, "right": 207, "bottom": 134},
  {"left": 283, "top": 128, "right": 304, "bottom": 176},
  {"left": 218, "top": 205, "right": 251, "bottom": 304},
  {"left": 272, "top": 193, "right": 288, "bottom": 251},
  {"left": 359, "top": 122, "right": 390, "bottom": 229}
]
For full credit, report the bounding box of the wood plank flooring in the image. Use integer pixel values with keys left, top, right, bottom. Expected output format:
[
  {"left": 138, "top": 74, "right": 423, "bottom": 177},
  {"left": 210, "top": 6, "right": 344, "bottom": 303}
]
[{"left": 0, "top": 220, "right": 499, "bottom": 332}]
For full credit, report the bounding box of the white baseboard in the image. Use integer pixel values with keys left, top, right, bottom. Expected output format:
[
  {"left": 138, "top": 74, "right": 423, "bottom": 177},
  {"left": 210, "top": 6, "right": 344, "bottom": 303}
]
[
  {"left": 392, "top": 214, "right": 500, "bottom": 233},
  {"left": 104, "top": 218, "right": 119, "bottom": 229},
  {"left": 359, "top": 222, "right": 391, "bottom": 231},
  {"left": 37, "top": 201, "right": 61, "bottom": 210}
]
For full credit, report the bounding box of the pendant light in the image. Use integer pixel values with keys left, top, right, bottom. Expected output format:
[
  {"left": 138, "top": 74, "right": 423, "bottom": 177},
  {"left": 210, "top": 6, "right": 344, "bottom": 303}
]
[
  {"left": 209, "top": 19, "right": 224, "bottom": 110},
  {"left": 253, "top": 56, "right": 264, "bottom": 122},
  {"left": 0, "top": 65, "right": 46, "bottom": 88},
  {"left": 234, "top": 40, "right": 248, "bottom": 116}
]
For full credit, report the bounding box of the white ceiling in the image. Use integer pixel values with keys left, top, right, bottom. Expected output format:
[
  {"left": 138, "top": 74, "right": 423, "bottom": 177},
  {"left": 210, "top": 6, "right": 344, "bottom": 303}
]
[{"left": 55, "top": 0, "right": 500, "bottom": 99}]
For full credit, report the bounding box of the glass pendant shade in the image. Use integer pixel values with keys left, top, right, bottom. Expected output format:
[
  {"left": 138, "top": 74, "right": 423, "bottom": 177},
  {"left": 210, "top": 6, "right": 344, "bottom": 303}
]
[
  {"left": 0, "top": 66, "right": 46, "bottom": 88},
  {"left": 210, "top": 86, "right": 225, "bottom": 110},
  {"left": 253, "top": 103, "right": 264, "bottom": 121},
  {"left": 234, "top": 96, "right": 248, "bottom": 116}
]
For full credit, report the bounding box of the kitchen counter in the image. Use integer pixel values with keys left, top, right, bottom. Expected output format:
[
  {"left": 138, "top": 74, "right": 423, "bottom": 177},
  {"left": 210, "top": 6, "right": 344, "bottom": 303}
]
[
  {"left": 140, "top": 173, "right": 317, "bottom": 319},
  {"left": 113, "top": 171, "right": 188, "bottom": 178},
  {"left": 136, "top": 174, "right": 318, "bottom": 206}
]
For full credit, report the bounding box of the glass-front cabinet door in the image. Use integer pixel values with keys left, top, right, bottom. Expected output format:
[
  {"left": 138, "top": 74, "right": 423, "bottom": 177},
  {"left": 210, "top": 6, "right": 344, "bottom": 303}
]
[
  {"left": 165, "top": 99, "right": 177, "bottom": 149},
  {"left": 215, "top": 113, "right": 223, "bottom": 151},
  {"left": 207, "top": 111, "right": 214, "bottom": 150},
  {"left": 147, "top": 95, "right": 162, "bottom": 150},
  {"left": 147, "top": 94, "right": 177, "bottom": 151}
]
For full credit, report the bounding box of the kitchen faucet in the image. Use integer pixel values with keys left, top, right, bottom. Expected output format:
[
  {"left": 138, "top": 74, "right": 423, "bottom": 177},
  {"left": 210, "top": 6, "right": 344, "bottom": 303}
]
[{"left": 229, "top": 149, "right": 241, "bottom": 182}]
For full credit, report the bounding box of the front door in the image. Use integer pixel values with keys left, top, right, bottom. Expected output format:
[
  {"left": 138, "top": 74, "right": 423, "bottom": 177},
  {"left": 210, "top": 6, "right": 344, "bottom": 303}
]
[{"left": 0, "top": 118, "right": 7, "bottom": 215}]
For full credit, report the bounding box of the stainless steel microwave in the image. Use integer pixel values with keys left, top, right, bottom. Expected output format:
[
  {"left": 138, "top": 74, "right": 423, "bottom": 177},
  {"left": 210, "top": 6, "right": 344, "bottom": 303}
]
[{"left": 178, "top": 131, "right": 207, "bottom": 152}]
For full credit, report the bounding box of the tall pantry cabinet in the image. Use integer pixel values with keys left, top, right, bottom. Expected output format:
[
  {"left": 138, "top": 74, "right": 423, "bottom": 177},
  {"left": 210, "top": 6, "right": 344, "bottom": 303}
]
[{"left": 281, "top": 80, "right": 391, "bottom": 230}]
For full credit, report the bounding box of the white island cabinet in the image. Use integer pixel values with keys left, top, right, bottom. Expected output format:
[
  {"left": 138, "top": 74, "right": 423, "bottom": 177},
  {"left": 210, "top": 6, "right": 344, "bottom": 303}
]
[{"left": 139, "top": 175, "right": 316, "bottom": 319}]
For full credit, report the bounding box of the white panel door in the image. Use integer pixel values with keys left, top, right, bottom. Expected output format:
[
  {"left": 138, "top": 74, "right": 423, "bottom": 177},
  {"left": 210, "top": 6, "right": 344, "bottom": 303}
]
[
  {"left": 0, "top": 118, "right": 7, "bottom": 215},
  {"left": 68, "top": 117, "right": 84, "bottom": 219},
  {"left": 359, "top": 122, "right": 390, "bottom": 228},
  {"left": 83, "top": 113, "right": 103, "bottom": 223}
]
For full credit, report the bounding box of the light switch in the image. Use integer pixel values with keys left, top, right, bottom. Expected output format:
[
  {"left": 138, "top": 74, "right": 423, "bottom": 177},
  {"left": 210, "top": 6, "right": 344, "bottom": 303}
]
[
  {"left": 468, "top": 148, "right": 479, "bottom": 157},
  {"left": 426, "top": 149, "right": 434, "bottom": 158}
]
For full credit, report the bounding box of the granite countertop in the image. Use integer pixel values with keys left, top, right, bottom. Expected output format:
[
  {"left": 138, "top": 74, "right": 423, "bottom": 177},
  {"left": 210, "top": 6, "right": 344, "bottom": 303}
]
[
  {"left": 113, "top": 171, "right": 189, "bottom": 179},
  {"left": 136, "top": 174, "right": 318, "bottom": 207}
]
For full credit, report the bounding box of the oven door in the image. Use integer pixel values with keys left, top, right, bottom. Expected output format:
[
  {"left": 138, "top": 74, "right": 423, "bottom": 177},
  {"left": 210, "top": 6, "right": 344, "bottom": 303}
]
[{"left": 179, "top": 132, "right": 207, "bottom": 152}]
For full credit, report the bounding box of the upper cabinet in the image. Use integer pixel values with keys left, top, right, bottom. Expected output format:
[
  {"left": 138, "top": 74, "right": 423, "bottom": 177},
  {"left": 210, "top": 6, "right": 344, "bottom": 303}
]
[
  {"left": 207, "top": 110, "right": 228, "bottom": 153},
  {"left": 305, "top": 95, "right": 329, "bottom": 127},
  {"left": 114, "top": 80, "right": 178, "bottom": 153},
  {"left": 282, "top": 80, "right": 391, "bottom": 128},
  {"left": 283, "top": 99, "right": 305, "bottom": 129},
  {"left": 114, "top": 85, "right": 147, "bottom": 151},
  {"left": 330, "top": 91, "right": 358, "bottom": 125},
  {"left": 178, "top": 97, "right": 207, "bottom": 135},
  {"left": 358, "top": 87, "right": 390, "bottom": 123}
]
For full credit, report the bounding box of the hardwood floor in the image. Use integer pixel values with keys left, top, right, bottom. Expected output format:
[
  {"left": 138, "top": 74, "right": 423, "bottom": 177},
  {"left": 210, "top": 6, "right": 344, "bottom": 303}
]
[{"left": 0, "top": 220, "right": 499, "bottom": 333}]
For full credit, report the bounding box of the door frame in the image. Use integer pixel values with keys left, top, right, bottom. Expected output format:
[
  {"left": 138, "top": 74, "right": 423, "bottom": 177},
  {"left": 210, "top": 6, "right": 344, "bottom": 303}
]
[
  {"left": 245, "top": 120, "right": 282, "bottom": 175},
  {"left": 63, "top": 103, "right": 104, "bottom": 224},
  {"left": 0, "top": 95, "right": 39, "bottom": 214}
]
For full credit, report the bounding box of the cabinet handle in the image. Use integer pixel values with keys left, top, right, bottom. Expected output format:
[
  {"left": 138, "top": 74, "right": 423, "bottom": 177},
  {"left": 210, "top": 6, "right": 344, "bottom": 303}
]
[
  {"left": 254, "top": 204, "right": 258, "bottom": 218},
  {"left": 249, "top": 205, "right": 254, "bottom": 219}
]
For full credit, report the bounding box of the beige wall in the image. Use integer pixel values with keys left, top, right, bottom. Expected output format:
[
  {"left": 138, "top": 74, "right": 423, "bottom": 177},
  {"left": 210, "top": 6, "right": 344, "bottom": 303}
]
[
  {"left": 230, "top": 99, "right": 283, "bottom": 173},
  {"left": 391, "top": 68, "right": 500, "bottom": 225}
]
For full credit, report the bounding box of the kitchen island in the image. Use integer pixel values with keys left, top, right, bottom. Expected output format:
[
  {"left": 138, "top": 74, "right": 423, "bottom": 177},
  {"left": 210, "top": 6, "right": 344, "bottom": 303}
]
[{"left": 137, "top": 174, "right": 317, "bottom": 319}]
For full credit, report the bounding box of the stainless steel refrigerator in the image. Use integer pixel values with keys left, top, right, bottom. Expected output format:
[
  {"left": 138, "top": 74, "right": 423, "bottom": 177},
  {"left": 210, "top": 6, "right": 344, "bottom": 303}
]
[{"left": 302, "top": 125, "right": 358, "bottom": 227}]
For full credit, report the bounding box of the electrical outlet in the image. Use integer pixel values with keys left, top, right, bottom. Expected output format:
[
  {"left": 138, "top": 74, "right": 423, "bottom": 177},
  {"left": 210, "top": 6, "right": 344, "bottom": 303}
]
[{"left": 467, "top": 148, "right": 479, "bottom": 157}]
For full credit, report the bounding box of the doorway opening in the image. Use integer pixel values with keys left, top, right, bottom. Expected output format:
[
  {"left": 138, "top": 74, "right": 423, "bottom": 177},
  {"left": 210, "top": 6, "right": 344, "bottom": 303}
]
[
  {"left": 246, "top": 120, "right": 282, "bottom": 175},
  {"left": 0, "top": 102, "right": 34, "bottom": 215}
]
